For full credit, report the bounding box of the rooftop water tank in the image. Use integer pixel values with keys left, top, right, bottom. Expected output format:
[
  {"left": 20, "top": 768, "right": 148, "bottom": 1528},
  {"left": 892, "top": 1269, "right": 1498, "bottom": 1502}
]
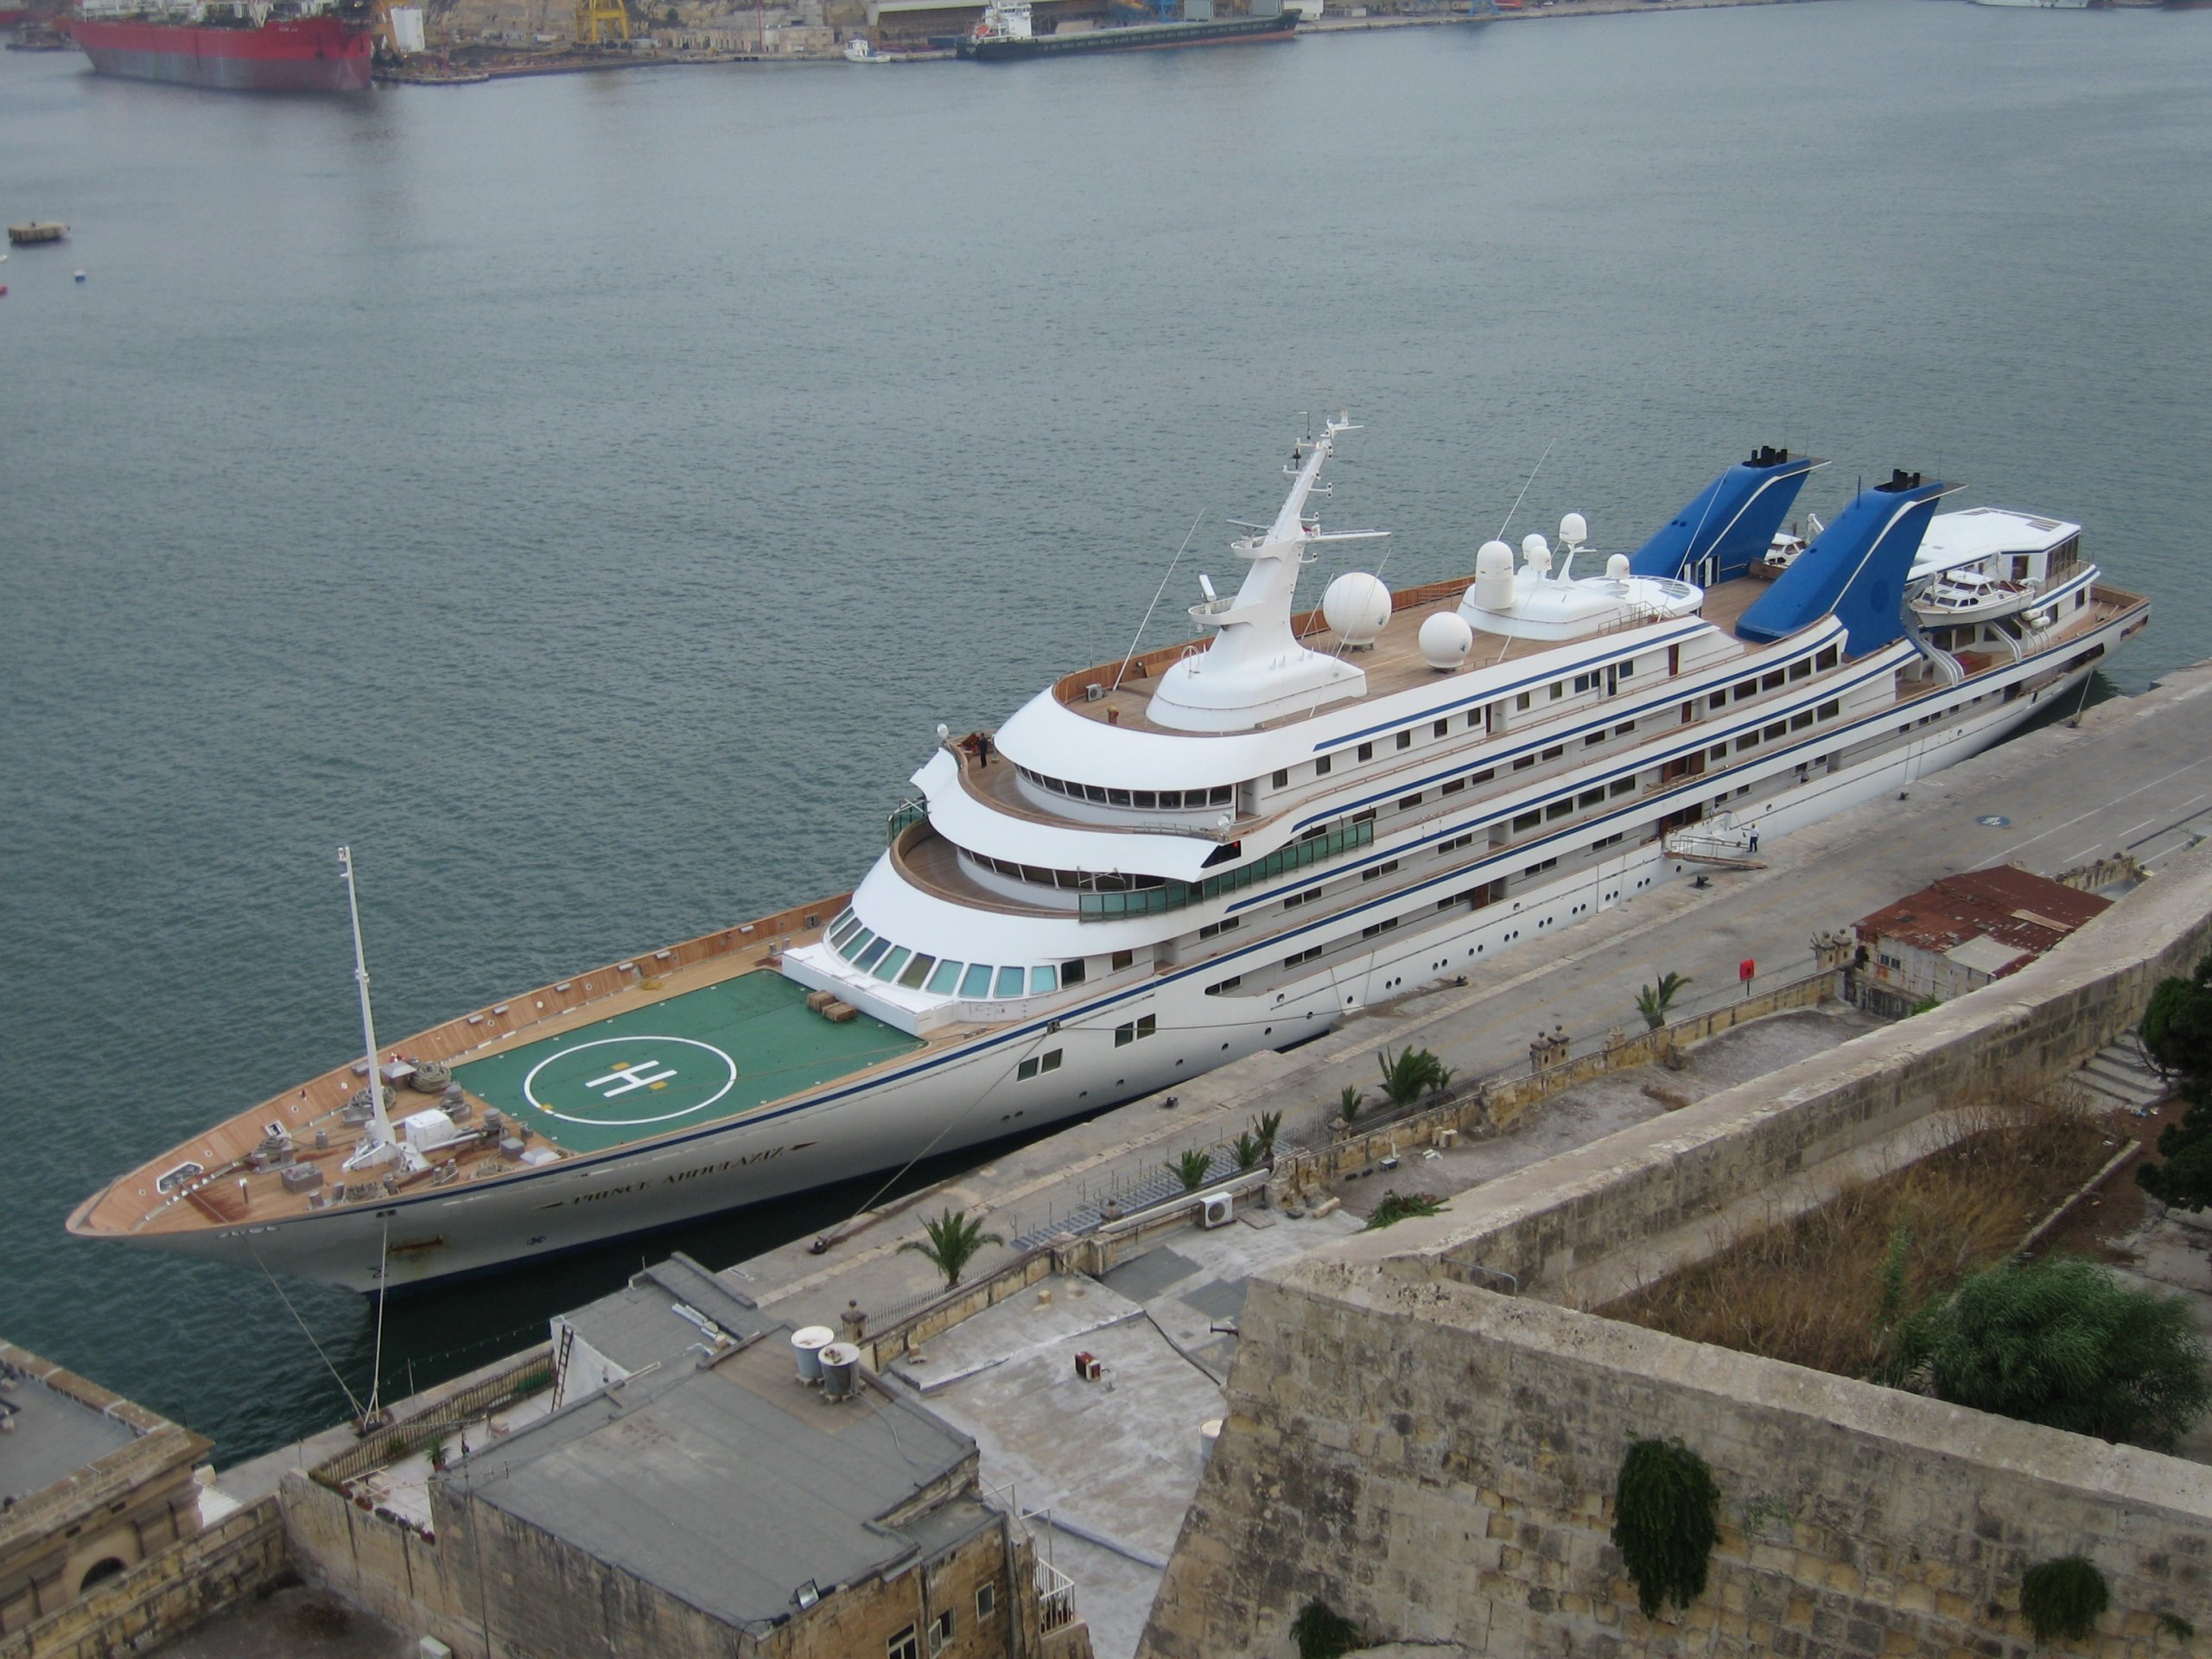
[
  {"left": 818, "top": 1342, "right": 861, "bottom": 1402},
  {"left": 791, "top": 1325, "right": 835, "bottom": 1384}
]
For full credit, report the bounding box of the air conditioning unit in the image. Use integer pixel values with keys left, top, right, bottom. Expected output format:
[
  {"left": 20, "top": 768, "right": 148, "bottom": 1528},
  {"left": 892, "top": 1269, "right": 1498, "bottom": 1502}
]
[
  {"left": 1084, "top": 683, "right": 1107, "bottom": 702},
  {"left": 1074, "top": 1351, "right": 1103, "bottom": 1382},
  {"left": 1199, "top": 1190, "right": 1234, "bottom": 1229}
]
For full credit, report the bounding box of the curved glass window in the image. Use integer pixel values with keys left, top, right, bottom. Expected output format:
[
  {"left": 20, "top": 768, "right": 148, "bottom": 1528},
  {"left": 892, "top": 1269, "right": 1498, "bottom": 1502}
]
[
  {"left": 837, "top": 928, "right": 876, "bottom": 962},
  {"left": 925, "top": 959, "right": 963, "bottom": 995},
  {"left": 960, "top": 963, "right": 995, "bottom": 998},
  {"left": 898, "top": 953, "right": 936, "bottom": 988},
  {"left": 828, "top": 910, "right": 861, "bottom": 947},
  {"left": 875, "top": 947, "right": 911, "bottom": 982},
  {"left": 994, "top": 965, "right": 1026, "bottom": 998},
  {"left": 1031, "top": 963, "right": 1058, "bottom": 994},
  {"left": 855, "top": 937, "right": 892, "bottom": 971}
]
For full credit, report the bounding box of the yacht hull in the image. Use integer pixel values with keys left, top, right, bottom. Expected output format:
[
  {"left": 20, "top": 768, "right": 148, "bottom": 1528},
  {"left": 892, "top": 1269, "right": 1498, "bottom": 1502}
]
[{"left": 86, "top": 601, "right": 2138, "bottom": 1293}]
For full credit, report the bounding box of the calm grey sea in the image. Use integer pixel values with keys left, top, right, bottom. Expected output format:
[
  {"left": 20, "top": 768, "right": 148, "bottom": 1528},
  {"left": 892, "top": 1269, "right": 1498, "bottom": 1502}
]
[{"left": 3, "top": 0, "right": 2209, "bottom": 1460}]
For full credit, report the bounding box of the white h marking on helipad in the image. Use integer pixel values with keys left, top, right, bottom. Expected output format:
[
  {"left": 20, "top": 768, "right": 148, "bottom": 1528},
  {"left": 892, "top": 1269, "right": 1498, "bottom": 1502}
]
[{"left": 587, "top": 1060, "right": 677, "bottom": 1098}]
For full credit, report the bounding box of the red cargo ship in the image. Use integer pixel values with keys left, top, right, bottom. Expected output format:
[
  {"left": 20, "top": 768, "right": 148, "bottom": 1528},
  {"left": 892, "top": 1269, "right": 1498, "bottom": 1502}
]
[{"left": 67, "top": 3, "right": 373, "bottom": 91}]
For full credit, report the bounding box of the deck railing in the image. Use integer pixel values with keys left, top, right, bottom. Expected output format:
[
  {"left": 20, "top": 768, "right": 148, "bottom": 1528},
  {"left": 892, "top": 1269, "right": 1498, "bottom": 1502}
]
[{"left": 1077, "top": 817, "right": 1374, "bottom": 919}]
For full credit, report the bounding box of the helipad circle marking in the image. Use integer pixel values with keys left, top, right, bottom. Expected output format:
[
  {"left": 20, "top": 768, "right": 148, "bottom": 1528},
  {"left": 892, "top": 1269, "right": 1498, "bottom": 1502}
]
[{"left": 522, "top": 1036, "right": 739, "bottom": 1127}]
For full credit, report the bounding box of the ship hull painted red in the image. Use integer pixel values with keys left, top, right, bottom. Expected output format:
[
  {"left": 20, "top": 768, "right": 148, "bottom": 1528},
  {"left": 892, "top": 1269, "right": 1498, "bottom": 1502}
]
[{"left": 69, "top": 16, "right": 372, "bottom": 91}]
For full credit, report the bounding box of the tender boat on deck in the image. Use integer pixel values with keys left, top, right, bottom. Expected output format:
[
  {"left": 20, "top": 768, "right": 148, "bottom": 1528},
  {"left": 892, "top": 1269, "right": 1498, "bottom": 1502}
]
[{"left": 68, "top": 425, "right": 2150, "bottom": 1291}]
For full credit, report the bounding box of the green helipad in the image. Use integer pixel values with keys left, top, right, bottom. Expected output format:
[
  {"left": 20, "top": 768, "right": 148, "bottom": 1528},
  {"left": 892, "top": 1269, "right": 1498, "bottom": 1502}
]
[{"left": 452, "top": 972, "right": 922, "bottom": 1154}]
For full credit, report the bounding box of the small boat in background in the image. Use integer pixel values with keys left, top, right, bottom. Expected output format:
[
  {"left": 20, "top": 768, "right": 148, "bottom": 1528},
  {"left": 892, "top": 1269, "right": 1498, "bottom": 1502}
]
[{"left": 8, "top": 221, "right": 68, "bottom": 245}]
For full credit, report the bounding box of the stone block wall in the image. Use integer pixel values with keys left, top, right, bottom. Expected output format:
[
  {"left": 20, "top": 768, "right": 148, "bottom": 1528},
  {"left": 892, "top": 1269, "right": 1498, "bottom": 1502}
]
[
  {"left": 1138, "top": 843, "right": 2212, "bottom": 1658},
  {"left": 1141, "top": 1274, "right": 2210, "bottom": 1658}
]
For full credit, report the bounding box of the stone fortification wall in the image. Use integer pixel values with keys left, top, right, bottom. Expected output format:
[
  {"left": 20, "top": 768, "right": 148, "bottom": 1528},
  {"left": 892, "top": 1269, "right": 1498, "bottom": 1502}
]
[
  {"left": 0, "top": 1499, "right": 288, "bottom": 1659},
  {"left": 1386, "top": 839, "right": 2212, "bottom": 1300},
  {"left": 1139, "top": 842, "right": 2212, "bottom": 1658},
  {"left": 1141, "top": 1274, "right": 2211, "bottom": 1658}
]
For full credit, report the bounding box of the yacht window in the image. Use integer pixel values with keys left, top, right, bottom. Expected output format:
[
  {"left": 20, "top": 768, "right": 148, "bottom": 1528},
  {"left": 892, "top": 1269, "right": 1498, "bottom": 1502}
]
[
  {"left": 1397, "top": 731, "right": 1413, "bottom": 750},
  {"left": 1546, "top": 798, "right": 1573, "bottom": 821},
  {"left": 1198, "top": 917, "right": 1240, "bottom": 938},
  {"left": 995, "top": 966, "right": 1026, "bottom": 998},
  {"left": 839, "top": 928, "right": 877, "bottom": 962},
  {"left": 1733, "top": 681, "right": 1757, "bottom": 702},
  {"left": 1709, "top": 745, "right": 1728, "bottom": 762},
  {"left": 876, "top": 947, "right": 912, "bottom": 981},
  {"left": 1791, "top": 710, "right": 1814, "bottom": 731},
  {"left": 1761, "top": 671, "right": 1785, "bottom": 692},
  {"left": 1618, "top": 658, "right": 1636, "bottom": 680},
  {"left": 1060, "top": 958, "right": 1086, "bottom": 987},
  {"left": 1550, "top": 683, "right": 1565, "bottom": 700},
  {"left": 1764, "top": 721, "right": 1787, "bottom": 741},
  {"left": 1467, "top": 710, "right": 1483, "bottom": 730},
  {"left": 1614, "top": 722, "right": 1637, "bottom": 737},
  {"left": 1516, "top": 692, "right": 1533, "bottom": 712},
  {"left": 1352, "top": 809, "right": 1377, "bottom": 824},
  {"left": 1470, "top": 768, "right": 1496, "bottom": 785},
  {"left": 1272, "top": 769, "right": 1289, "bottom": 788},
  {"left": 926, "top": 959, "right": 963, "bottom": 995},
  {"left": 1737, "top": 732, "right": 1760, "bottom": 753},
  {"left": 1084, "top": 784, "right": 1108, "bottom": 804},
  {"left": 1541, "top": 745, "right": 1564, "bottom": 761},
  {"left": 1585, "top": 731, "right": 1606, "bottom": 747},
  {"left": 1110, "top": 949, "right": 1135, "bottom": 971},
  {"left": 830, "top": 915, "right": 864, "bottom": 948},
  {"left": 1108, "top": 788, "right": 1132, "bottom": 807},
  {"left": 1211, "top": 786, "right": 1233, "bottom": 806},
  {"left": 1032, "top": 964, "right": 1058, "bottom": 993},
  {"left": 960, "top": 963, "right": 994, "bottom": 998},
  {"left": 1789, "top": 659, "right": 1812, "bottom": 681},
  {"left": 1022, "top": 866, "right": 1052, "bottom": 886},
  {"left": 1610, "top": 777, "right": 1637, "bottom": 797},
  {"left": 1816, "top": 645, "right": 1840, "bottom": 671},
  {"left": 855, "top": 938, "right": 893, "bottom": 970},
  {"left": 1578, "top": 787, "right": 1605, "bottom": 809},
  {"left": 1315, "top": 756, "right": 1332, "bottom": 777},
  {"left": 1158, "top": 791, "right": 1180, "bottom": 809},
  {"left": 1441, "top": 779, "right": 1466, "bottom": 796},
  {"left": 1357, "top": 742, "right": 1374, "bottom": 762},
  {"left": 1512, "top": 755, "right": 1535, "bottom": 772},
  {"left": 1513, "top": 809, "right": 1541, "bottom": 831},
  {"left": 898, "top": 954, "right": 936, "bottom": 988},
  {"left": 1573, "top": 671, "right": 1599, "bottom": 694},
  {"left": 1286, "top": 944, "right": 1322, "bottom": 968},
  {"left": 1362, "top": 860, "right": 1399, "bottom": 881},
  {"left": 1708, "top": 691, "right": 1726, "bottom": 710},
  {"left": 1133, "top": 791, "right": 1156, "bottom": 810},
  {"left": 1817, "top": 699, "right": 1840, "bottom": 720},
  {"left": 1205, "top": 976, "right": 1243, "bottom": 996},
  {"left": 1433, "top": 719, "right": 1449, "bottom": 738},
  {"left": 1399, "top": 792, "right": 1423, "bottom": 810}
]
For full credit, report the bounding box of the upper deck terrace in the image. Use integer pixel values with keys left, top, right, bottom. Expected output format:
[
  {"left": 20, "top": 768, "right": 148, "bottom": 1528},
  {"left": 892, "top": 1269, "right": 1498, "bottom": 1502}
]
[{"left": 1046, "top": 571, "right": 1772, "bottom": 740}]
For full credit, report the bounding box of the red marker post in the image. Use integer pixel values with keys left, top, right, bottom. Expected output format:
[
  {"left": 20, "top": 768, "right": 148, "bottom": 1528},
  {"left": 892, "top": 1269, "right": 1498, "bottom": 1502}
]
[{"left": 1739, "top": 957, "right": 1755, "bottom": 998}]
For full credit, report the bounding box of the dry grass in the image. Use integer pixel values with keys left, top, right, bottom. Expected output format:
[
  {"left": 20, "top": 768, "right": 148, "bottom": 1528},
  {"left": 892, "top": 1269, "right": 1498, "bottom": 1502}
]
[{"left": 1600, "top": 1089, "right": 2124, "bottom": 1380}]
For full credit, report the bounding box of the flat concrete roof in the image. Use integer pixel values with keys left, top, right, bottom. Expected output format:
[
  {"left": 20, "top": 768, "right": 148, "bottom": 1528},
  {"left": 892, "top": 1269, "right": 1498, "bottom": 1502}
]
[
  {"left": 558, "top": 1253, "right": 765, "bottom": 1376},
  {"left": 441, "top": 1328, "right": 987, "bottom": 1635},
  {"left": 0, "top": 1364, "right": 137, "bottom": 1504}
]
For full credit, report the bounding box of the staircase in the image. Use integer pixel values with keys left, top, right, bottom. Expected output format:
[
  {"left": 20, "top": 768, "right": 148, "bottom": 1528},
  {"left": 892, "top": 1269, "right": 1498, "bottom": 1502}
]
[{"left": 2071, "top": 1041, "right": 2171, "bottom": 1116}]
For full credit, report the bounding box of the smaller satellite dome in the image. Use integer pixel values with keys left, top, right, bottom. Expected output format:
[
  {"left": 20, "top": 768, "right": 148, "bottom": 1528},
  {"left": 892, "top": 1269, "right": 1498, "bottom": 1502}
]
[
  {"left": 1521, "top": 533, "right": 1550, "bottom": 563},
  {"left": 1418, "top": 612, "right": 1474, "bottom": 671},
  {"left": 1560, "top": 512, "right": 1589, "bottom": 547},
  {"left": 1605, "top": 553, "right": 1631, "bottom": 580},
  {"left": 1323, "top": 572, "right": 1393, "bottom": 647}
]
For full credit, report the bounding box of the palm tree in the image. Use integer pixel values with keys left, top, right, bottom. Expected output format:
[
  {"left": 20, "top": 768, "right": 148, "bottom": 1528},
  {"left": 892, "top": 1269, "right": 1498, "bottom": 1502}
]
[
  {"left": 1377, "top": 1046, "right": 1452, "bottom": 1109},
  {"left": 1636, "top": 971, "right": 1693, "bottom": 1031},
  {"left": 1339, "top": 1084, "right": 1364, "bottom": 1125},
  {"left": 1250, "top": 1109, "right": 1283, "bottom": 1159},
  {"left": 1169, "top": 1147, "right": 1215, "bottom": 1192},
  {"left": 898, "top": 1208, "right": 1004, "bottom": 1289},
  {"left": 1230, "top": 1132, "right": 1267, "bottom": 1172}
]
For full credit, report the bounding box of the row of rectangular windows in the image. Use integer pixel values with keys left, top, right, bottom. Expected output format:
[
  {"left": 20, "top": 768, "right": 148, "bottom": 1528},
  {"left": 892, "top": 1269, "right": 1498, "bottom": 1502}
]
[
  {"left": 827, "top": 907, "right": 1082, "bottom": 999},
  {"left": 1017, "top": 765, "right": 1235, "bottom": 811}
]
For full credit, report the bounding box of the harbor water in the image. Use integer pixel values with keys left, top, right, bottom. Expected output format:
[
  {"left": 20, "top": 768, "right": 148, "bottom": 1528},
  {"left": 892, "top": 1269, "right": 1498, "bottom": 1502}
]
[{"left": 3, "top": 0, "right": 2209, "bottom": 1461}]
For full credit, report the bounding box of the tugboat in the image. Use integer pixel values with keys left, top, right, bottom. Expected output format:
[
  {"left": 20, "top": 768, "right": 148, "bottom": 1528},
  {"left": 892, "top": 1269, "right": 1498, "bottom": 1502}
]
[{"left": 959, "top": 0, "right": 1296, "bottom": 60}]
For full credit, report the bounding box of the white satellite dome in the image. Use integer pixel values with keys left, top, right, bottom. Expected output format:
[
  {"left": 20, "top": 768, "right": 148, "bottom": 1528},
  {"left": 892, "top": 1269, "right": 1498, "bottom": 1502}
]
[
  {"left": 1470, "top": 540, "right": 1516, "bottom": 613},
  {"left": 1418, "top": 611, "right": 1474, "bottom": 671},
  {"left": 1323, "top": 571, "right": 1393, "bottom": 647},
  {"left": 1560, "top": 512, "right": 1589, "bottom": 548}
]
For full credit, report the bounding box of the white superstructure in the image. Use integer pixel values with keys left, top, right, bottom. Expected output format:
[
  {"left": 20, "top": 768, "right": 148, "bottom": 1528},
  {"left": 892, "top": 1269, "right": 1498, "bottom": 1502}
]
[{"left": 72, "top": 423, "right": 2150, "bottom": 1290}]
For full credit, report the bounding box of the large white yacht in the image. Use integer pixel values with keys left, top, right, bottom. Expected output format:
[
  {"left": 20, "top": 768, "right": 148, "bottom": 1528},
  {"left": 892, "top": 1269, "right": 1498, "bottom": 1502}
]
[{"left": 70, "top": 423, "right": 2149, "bottom": 1290}]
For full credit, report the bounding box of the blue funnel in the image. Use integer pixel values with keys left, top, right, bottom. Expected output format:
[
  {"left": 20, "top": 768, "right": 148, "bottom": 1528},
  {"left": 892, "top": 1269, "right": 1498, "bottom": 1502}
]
[
  {"left": 1738, "top": 471, "right": 1950, "bottom": 654},
  {"left": 1628, "top": 448, "right": 1822, "bottom": 585}
]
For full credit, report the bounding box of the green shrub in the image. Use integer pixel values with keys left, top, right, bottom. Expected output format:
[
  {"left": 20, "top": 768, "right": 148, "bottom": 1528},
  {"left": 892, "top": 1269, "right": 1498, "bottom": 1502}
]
[
  {"left": 1611, "top": 1438, "right": 1719, "bottom": 1618},
  {"left": 1377, "top": 1046, "right": 1452, "bottom": 1108},
  {"left": 2157, "top": 1611, "right": 2196, "bottom": 1642},
  {"left": 1883, "top": 1255, "right": 2209, "bottom": 1451},
  {"left": 1289, "top": 1599, "right": 1363, "bottom": 1659},
  {"left": 1364, "top": 1189, "right": 1446, "bottom": 1230},
  {"left": 1168, "top": 1147, "right": 1213, "bottom": 1192},
  {"left": 2018, "top": 1556, "right": 2107, "bottom": 1645}
]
